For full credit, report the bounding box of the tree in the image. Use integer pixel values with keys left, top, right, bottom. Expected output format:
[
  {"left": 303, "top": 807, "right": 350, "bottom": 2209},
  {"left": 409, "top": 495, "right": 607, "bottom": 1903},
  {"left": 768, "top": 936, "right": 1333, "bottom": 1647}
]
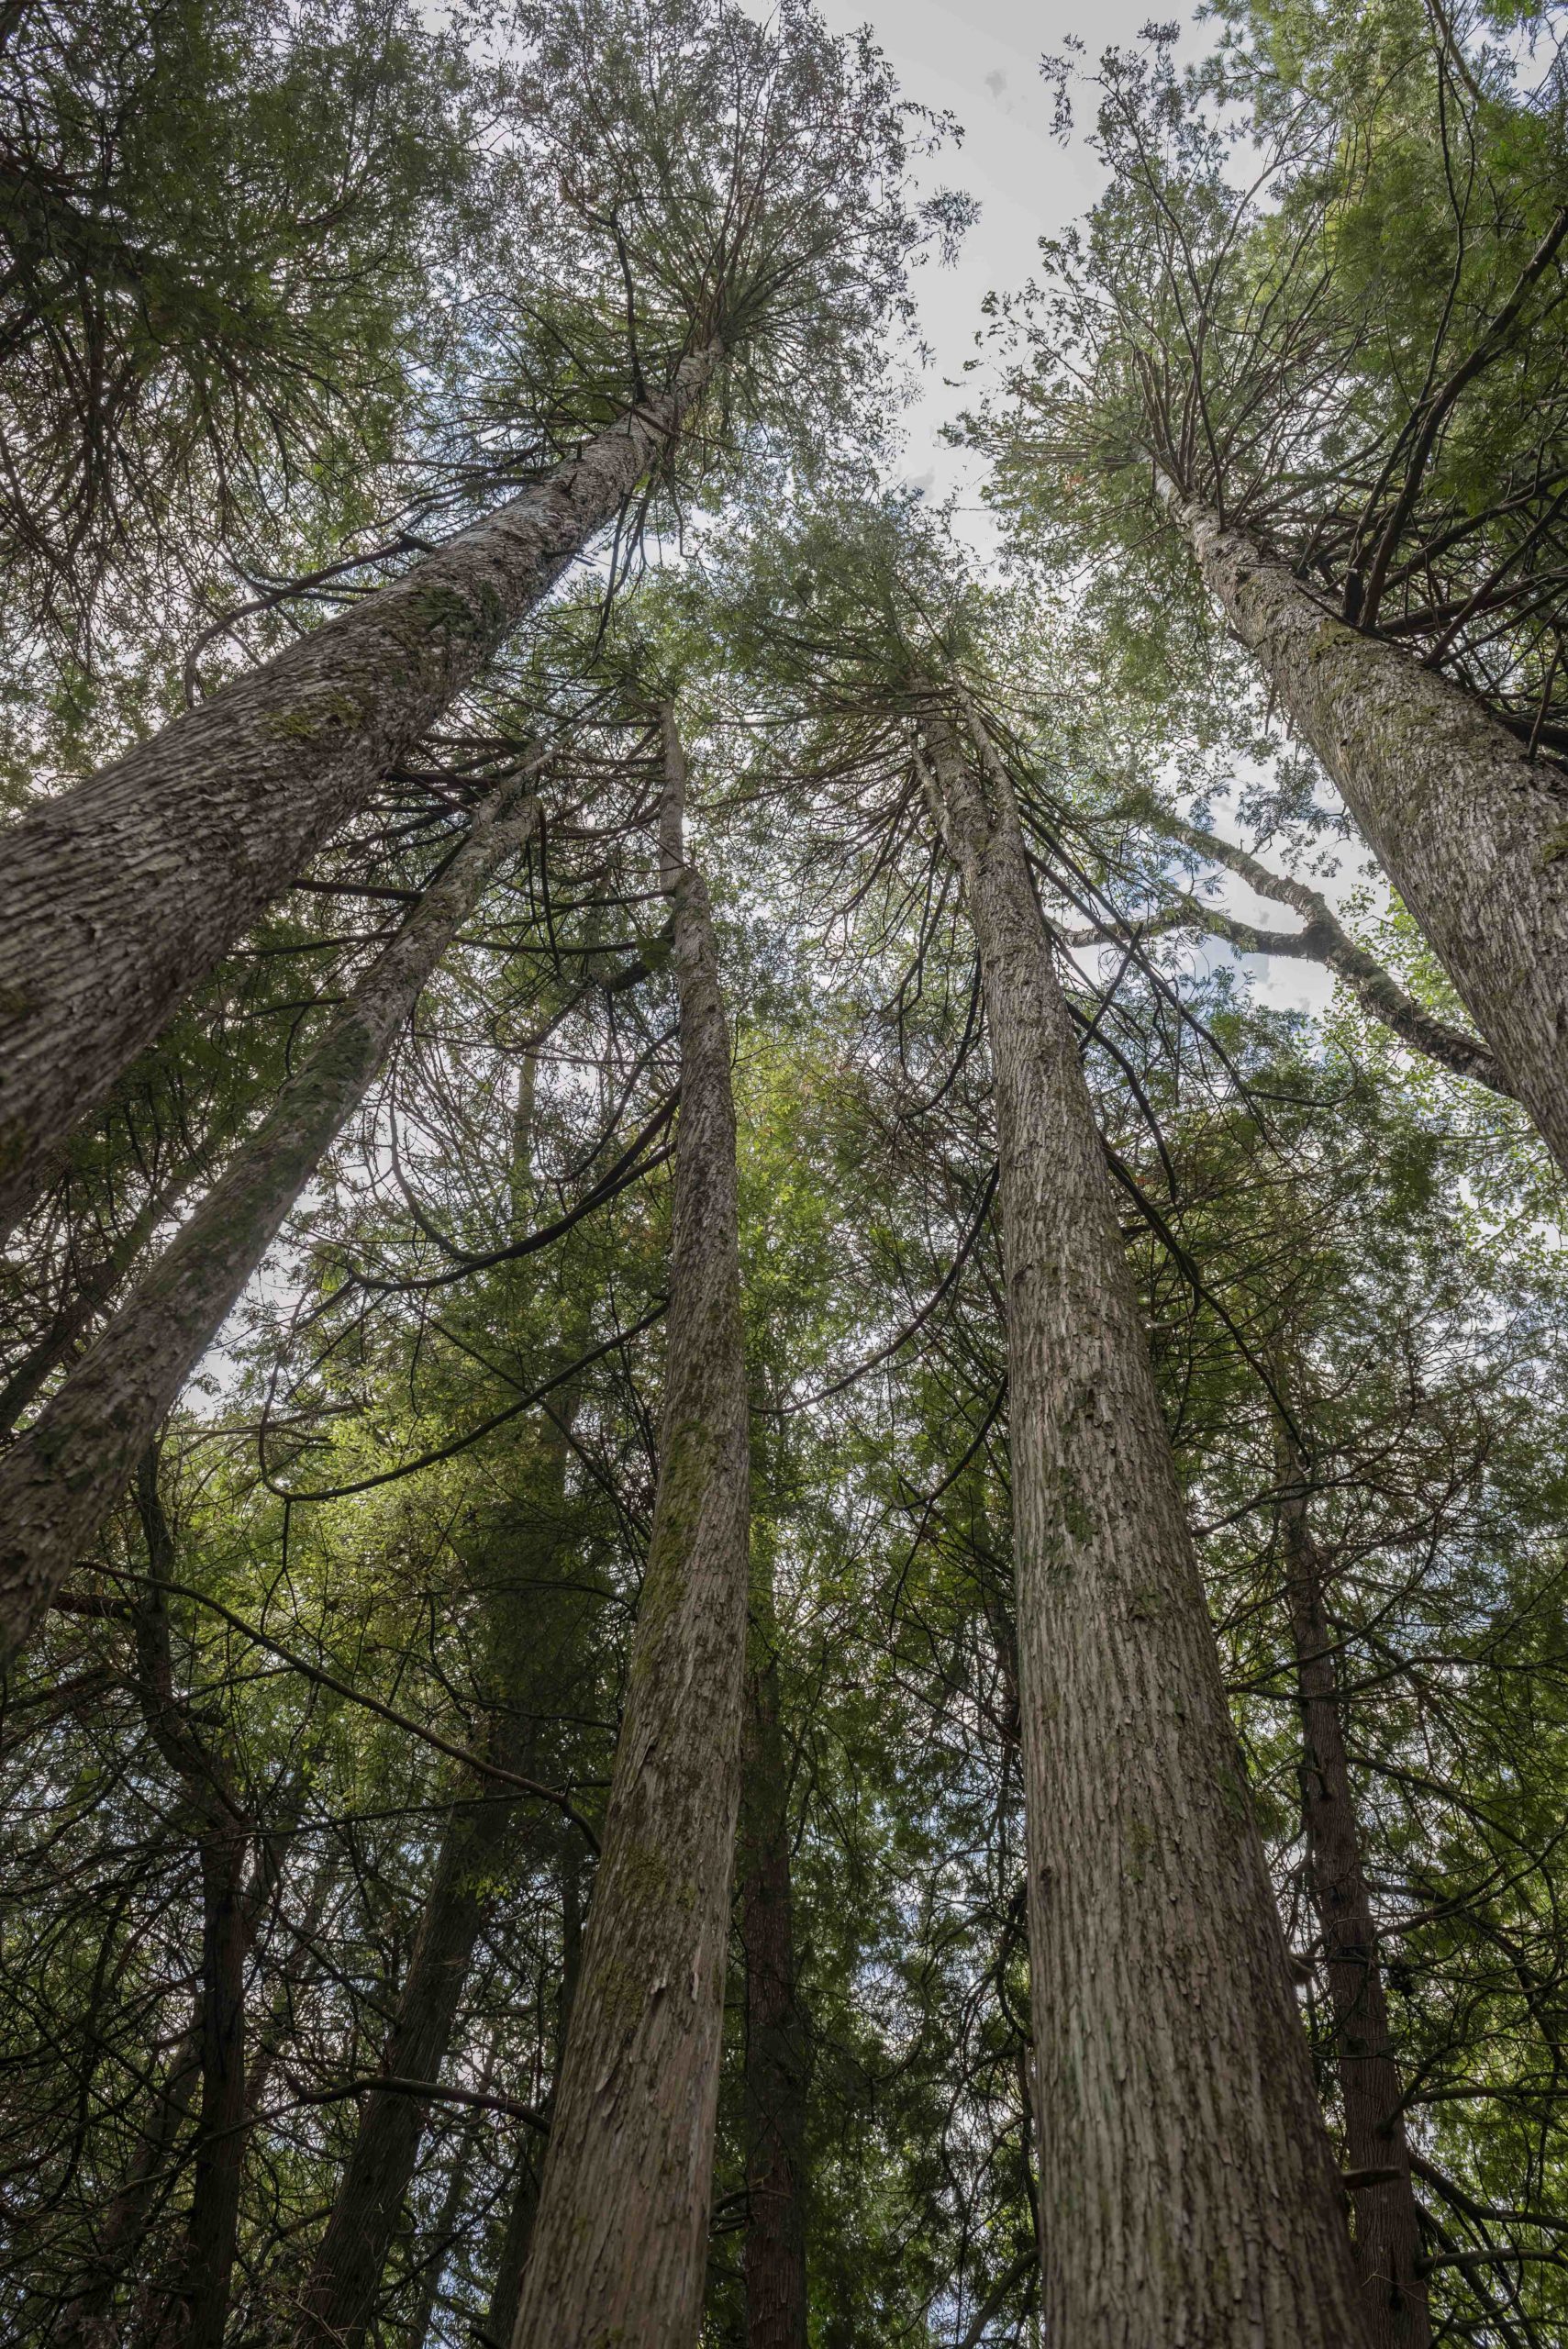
[
  {"left": 508, "top": 707, "right": 751, "bottom": 2345},
  {"left": 973, "top": 11, "right": 1568, "bottom": 1174},
  {"left": 0, "top": 0, "right": 948, "bottom": 1235}
]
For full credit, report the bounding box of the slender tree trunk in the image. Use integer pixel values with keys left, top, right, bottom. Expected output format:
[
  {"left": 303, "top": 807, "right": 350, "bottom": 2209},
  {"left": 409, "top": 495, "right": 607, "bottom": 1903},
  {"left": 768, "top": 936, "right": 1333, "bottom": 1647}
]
[
  {"left": 918, "top": 698, "right": 1367, "bottom": 2347},
  {"left": 482, "top": 1854, "right": 583, "bottom": 2349},
  {"left": 51, "top": 1805, "right": 311, "bottom": 2349},
  {"left": 740, "top": 1570, "right": 808, "bottom": 2349},
  {"left": 296, "top": 1440, "right": 574, "bottom": 2349},
  {"left": 127, "top": 1454, "right": 252, "bottom": 2349},
  {"left": 507, "top": 708, "right": 751, "bottom": 2349},
  {"left": 405, "top": 2039, "right": 498, "bottom": 2349},
  {"left": 0, "top": 781, "right": 541, "bottom": 1664},
  {"left": 0, "top": 348, "right": 717, "bottom": 1235},
  {"left": 166, "top": 1821, "right": 250, "bottom": 2349},
  {"left": 1277, "top": 1434, "right": 1430, "bottom": 2349},
  {"left": 2, "top": 1173, "right": 181, "bottom": 1433},
  {"left": 1160, "top": 477, "right": 1568, "bottom": 1174}
]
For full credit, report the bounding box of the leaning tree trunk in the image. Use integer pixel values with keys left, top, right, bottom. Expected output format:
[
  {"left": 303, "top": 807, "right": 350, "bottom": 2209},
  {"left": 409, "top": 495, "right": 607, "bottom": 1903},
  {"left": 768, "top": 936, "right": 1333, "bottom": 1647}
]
[
  {"left": 740, "top": 1548, "right": 809, "bottom": 2349},
  {"left": 1161, "top": 477, "right": 1568, "bottom": 1177},
  {"left": 918, "top": 697, "right": 1367, "bottom": 2348},
  {"left": 0, "top": 780, "right": 540, "bottom": 1664},
  {"left": 1277, "top": 1431, "right": 1430, "bottom": 2349},
  {"left": 506, "top": 708, "right": 751, "bottom": 2349},
  {"left": 0, "top": 347, "right": 717, "bottom": 1236}
]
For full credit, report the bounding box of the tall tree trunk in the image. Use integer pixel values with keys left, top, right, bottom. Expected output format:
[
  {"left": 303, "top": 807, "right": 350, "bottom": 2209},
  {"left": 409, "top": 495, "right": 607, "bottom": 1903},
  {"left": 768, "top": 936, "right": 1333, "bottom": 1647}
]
[
  {"left": 1160, "top": 477, "right": 1568, "bottom": 1177},
  {"left": 740, "top": 1561, "right": 808, "bottom": 2349},
  {"left": 506, "top": 707, "right": 751, "bottom": 2349},
  {"left": 296, "top": 1433, "right": 575, "bottom": 2349},
  {"left": 1277, "top": 1431, "right": 1430, "bottom": 2349},
  {"left": 51, "top": 1795, "right": 314, "bottom": 2349},
  {"left": 482, "top": 1852, "right": 584, "bottom": 2349},
  {"left": 127, "top": 1453, "right": 252, "bottom": 2349},
  {"left": 0, "top": 781, "right": 541, "bottom": 1664},
  {"left": 0, "top": 347, "right": 717, "bottom": 1235},
  {"left": 918, "top": 697, "right": 1367, "bottom": 2347},
  {"left": 405, "top": 2039, "right": 498, "bottom": 2349},
  {"left": 168, "top": 1820, "right": 251, "bottom": 2349}
]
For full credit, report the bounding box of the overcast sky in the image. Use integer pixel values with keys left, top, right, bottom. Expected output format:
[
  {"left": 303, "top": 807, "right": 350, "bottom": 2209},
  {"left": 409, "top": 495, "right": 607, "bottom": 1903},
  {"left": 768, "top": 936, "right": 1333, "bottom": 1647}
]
[{"left": 811, "top": 0, "right": 1173, "bottom": 504}]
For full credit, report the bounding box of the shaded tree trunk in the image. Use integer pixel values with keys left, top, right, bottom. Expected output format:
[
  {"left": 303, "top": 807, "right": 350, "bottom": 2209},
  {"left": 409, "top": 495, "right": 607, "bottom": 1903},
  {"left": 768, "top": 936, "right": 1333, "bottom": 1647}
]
[
  {"left": 507, "top": 707, "right": 751, "bottom": 2349},
  {"left": 482, "top": 1854, "right": 584, "bottom": 2349},
  {"left": 124, "top": 1453, "right": 251, "bottom": 2349},
  {"left": 740, "top": 1574, "right": 808, "bottom": 2349},
  {"left": 296, "top": 1437, "right": 576, "bottom": 2349},
  {"left": 405, "top": 2039, "right": 498, "bottom": 2349},
  {"left": 1277, "top": 1434, "right": 1431, "bottom": 2349},
  {"left": 0, "top": 780, "right": 541, "bottom": 1663},
  {"left": 918, "top": 696, "right": 1366, "bottom": 2347},
  {"left": 51, "top": 1796, "right": 315, "bottom": 2349},
  {"left": 0, "top": 348, "right": 717, "bottom": 1235},
  {"left": 1161, "top": 477, "right": 1568, "bottom": 1175}
]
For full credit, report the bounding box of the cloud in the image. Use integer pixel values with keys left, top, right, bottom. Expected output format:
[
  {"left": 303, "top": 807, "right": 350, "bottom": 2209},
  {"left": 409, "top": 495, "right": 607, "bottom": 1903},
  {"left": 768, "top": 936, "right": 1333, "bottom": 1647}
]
[{"left": 984, "top": 67, "right": 1006, "bottom": 97}]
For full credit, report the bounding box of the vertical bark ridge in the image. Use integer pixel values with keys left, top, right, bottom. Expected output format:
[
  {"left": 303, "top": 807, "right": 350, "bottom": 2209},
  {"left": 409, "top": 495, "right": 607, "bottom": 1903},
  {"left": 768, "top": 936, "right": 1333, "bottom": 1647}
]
[
  {"left": 506, "top": 707, "right": 751, "bottom": 2349},
  {"left": 1161, "top": 477, "right": 1568, "bottom": 1176},
  {"left": 0, "top": 780, "right": 542, "bottom": 1663},
  {"left": 1277, "top": 1431, "right": 1431, "bottom": 2349},
  {"left": 0, "top": 347, "right": 717, "bottom": 1233},
  {"left": 917, "top": 697, "right": 1367, "bottom": 2347}
]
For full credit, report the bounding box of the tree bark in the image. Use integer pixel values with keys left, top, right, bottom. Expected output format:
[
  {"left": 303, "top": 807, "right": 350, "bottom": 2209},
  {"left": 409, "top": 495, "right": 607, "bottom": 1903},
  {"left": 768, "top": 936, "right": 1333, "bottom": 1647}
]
[
  {"left": 0, "top": 348, "right": 717, "bottom": 1235},
  {"left": 740, "top": 1572, "right": 809, "bottom": 2349},
  {"left": 0, "top": 780, "right": 541, "bottom": 1664},
  {"left": 918, "top": 697, "right": 1368, "bottom": 2348},
  {"left": 1160, "top": 477, "right": 1568, "bottom": 1173},
  {"left": 1277, "top": 1435, "right": 1430, "bottom": 2349},
  {"left": 506, "top": 708, "right": 751, "bottom": 2349}
]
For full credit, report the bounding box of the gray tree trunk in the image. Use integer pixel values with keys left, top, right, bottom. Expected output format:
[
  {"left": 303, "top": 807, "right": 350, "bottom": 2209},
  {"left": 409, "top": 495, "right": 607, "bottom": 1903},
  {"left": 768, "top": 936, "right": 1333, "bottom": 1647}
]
[
  {"left": 1277, "top": 1434, "right": 1430, "bottom": 2349},
  {"left": 0, "top": 781, "right": 541, "bottom": 1663},
  {"left": 918, "top": 699, "right": 1368, "bottom": 2348},
  {"left": 506, "top": 709, "right": 751, "bottom": 2349},
  {"left": 0, "top": 349, "right": 717, "bottom": 1235},
  {"left": 1161, "top": 477, "right": 1568, "bottom": 1174}
]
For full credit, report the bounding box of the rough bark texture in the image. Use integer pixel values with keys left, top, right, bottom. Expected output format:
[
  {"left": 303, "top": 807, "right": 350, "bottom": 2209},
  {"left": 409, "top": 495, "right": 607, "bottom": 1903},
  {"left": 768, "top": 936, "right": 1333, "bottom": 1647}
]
[
  {"left": 1278, "top": 1442, "right": 1431, "bottom": 2349},
  {"left": 920, "top": 701, "right": 1367, "bottom": 2348},
  {"left": 0, "top": 783, "right": 541, "bottom": 1663},
  {"left": 0, "top": 349, "right": 717, "bottom": 1233},
  {"left": 507, "top": 711, "right": 751, "bottom": 2349},
  {"left": 1162, "top": 479, "right": 1568, "bottom": 1170},
  {"left": 740, "top": 1590, "right": 809, "bottom": 2349}
]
